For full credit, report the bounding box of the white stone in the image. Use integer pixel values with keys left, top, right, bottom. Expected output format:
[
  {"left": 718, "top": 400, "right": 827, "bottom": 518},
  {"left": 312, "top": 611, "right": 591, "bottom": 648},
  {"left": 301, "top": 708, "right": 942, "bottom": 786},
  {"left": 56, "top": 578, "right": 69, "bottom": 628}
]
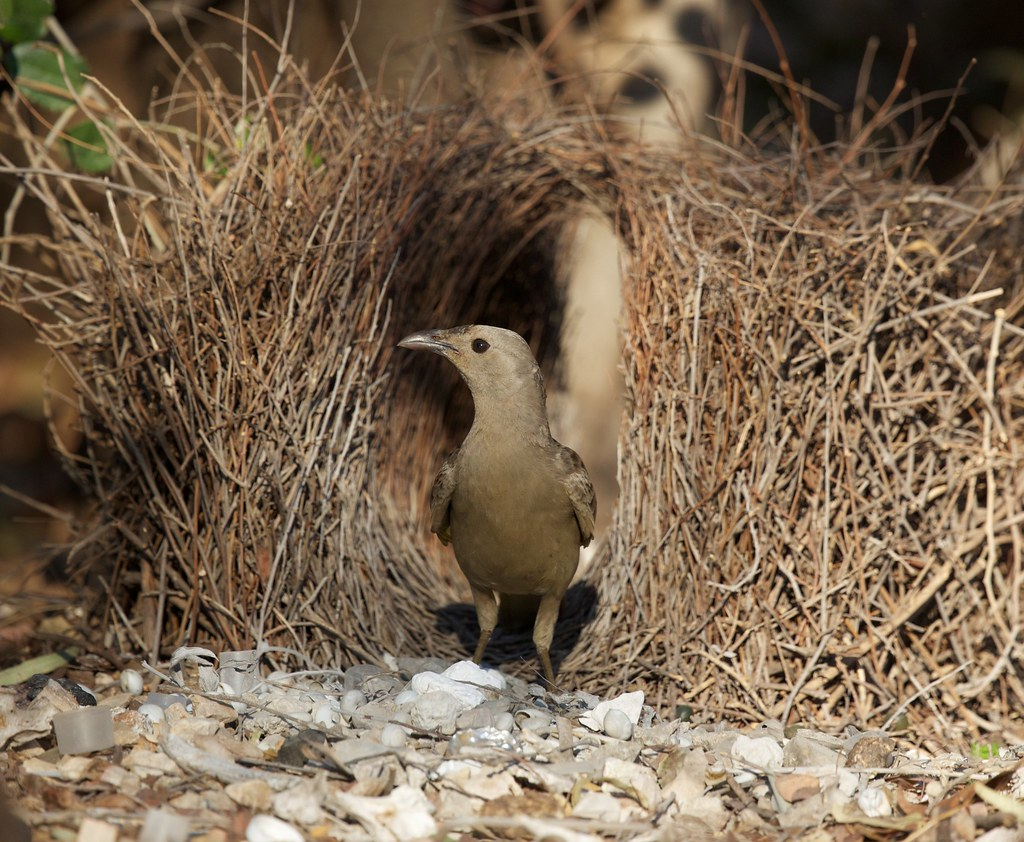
[
  {"left": 225, "top": 780, "right": 274, "bottom": 811},
  {"left": 442, "top": 660, "right": 507, "bottom": 690},
  {"left": 138, "top": 704, "right": 165, "bottom": 724},
  {"left": 409, "top": 672, "right": 486, "bottom": 709},
  {"left": 331, "top": 784, "right": 437, "bottom": 840},
  {"left": 122, "top": 746, "right": 182, "bottom": 777},
  {"left": 76, "top": 817, "right": 118, "bottom": 842},
  {"left": 602, "top": 709, "right": 634, "bottom": 740},
  {"left": 437, "top": 758, "right": 520, "bottom": 801},
  {"left": 245, "top": 815, "right": 303, "bottom": 842},
  {"left": 857, "top": 785, "right": 892, "bottom": 818},
  {"left": 837, "top": 768, "right": 860, "bottom": 797},
  {"left": 394, "top": 689, "right": 418, "bottom": 706},
  {"left": 311, "top": 701, "right": 337, "bottom": 728},
  {"left": 341, "top": 689, "right": 367, "bottom": 713},
  {"left": 169, "top": 717, "right": 222, "bottom": 741},
  {"left": 99, "top": 765, "right": 140, "bottom": 794},
  {"left": 670, "top": 792, "right": 729, "bottom": 832},
  {"left": 975, "top": 829, "right": 1024, "bottom": 842},
  {"left": 273, "top": 775, "right": 327, "bottom": 825},
  {"left": 579, "top": 691, "right": 644, "bottom": 733},
  {"left": 434, "top": 787, "right": 479, "bottom": 822},
  {"left": 601, "top": 757, "right": 660, "bottom": 809},
  {"left": 139, "top": 808, "right": 190, "bottom": 842},
  {"left": 23, "top": 755, "right": 91, "bottom": 783},
  {"left": 411, "top": 691, "right": 463, "bottom": 733},
  {"left": 573, "top": 790, "right": 624, "bottom": 821},
  {"left": 264, "top": 695, "right": 314, "bottom": 718},
  {"left": 518, "top": 711, "right": 552, "bottom": 733},
  {"left": 380, "top": 724, "right": 407, "bottom": 748},
  {"left": 731, "top": 735, "right": 784, "bottom": 784},
  {"left": 119, "top": 669, "right": 144, "bottom": 695}
]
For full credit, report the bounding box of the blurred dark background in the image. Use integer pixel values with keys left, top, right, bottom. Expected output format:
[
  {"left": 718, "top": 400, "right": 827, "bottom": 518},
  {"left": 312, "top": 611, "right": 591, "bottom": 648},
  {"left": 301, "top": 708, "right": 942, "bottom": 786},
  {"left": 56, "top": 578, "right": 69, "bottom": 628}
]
[{"left": 742, "top": 0, "right": 1024, "bottom": 181}]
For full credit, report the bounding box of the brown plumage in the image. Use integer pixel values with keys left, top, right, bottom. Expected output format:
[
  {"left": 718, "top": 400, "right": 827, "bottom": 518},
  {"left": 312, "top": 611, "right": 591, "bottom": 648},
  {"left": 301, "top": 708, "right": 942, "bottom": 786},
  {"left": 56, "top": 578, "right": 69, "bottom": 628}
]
[{"left": 398, "top": 325, "right": 596, "bottom": 683}]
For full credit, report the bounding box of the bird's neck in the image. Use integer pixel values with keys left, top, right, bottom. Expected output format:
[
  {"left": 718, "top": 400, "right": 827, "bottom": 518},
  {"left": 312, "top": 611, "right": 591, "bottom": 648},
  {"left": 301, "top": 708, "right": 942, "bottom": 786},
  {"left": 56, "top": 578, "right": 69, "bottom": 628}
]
[{"left": 467, "top": 377, "right": 551, "bottom": 444}]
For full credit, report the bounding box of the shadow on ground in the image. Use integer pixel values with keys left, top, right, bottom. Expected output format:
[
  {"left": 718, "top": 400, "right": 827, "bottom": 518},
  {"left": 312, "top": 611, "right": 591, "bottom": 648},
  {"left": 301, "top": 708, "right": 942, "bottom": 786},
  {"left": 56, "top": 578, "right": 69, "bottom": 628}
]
[{"left": 434, "top": 582, "right": 599, "bottom": 680}]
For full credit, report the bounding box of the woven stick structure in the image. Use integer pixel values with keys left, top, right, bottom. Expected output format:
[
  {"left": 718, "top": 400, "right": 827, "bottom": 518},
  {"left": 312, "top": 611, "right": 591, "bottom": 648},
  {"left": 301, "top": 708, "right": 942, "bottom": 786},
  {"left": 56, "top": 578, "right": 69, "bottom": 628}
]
[{"left": 2, "top": 45, "right": 1022, "bottom": 741}]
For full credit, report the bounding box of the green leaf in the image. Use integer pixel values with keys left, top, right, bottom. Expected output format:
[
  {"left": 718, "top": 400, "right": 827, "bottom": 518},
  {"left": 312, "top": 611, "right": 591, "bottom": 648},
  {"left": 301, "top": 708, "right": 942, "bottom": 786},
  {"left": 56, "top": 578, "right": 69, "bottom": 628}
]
[
  {"left": 62, "top": 120, "right": 112, "bottom": 173},
  {"left": 0, "top": 0, "right": 53, "bottom": 44},
  {"left": 971, "top": 742, "right": 1000, "bottom": 760},
  {"left": 11, "top": 41, "right": 87, "bottom": 111},
  {"left": 0, "top": 646, "right": 80, "bottom": 686},
  {"left": 304, "top": 143, "right": 324, "bottom": 169}
]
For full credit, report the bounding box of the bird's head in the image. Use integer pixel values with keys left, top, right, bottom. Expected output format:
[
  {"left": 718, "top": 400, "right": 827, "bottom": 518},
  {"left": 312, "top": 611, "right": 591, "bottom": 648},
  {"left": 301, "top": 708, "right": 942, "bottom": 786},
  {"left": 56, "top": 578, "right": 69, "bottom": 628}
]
[{"left": 398, "top": 324, "right": 549, "bottom": 425}]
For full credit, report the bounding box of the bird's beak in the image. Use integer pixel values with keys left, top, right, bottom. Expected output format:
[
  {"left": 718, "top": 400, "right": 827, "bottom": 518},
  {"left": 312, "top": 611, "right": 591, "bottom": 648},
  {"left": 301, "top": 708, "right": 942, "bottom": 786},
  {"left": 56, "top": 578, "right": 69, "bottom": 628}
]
[{"left": 397, "top": 329, "right": 458, "bottom": 356}]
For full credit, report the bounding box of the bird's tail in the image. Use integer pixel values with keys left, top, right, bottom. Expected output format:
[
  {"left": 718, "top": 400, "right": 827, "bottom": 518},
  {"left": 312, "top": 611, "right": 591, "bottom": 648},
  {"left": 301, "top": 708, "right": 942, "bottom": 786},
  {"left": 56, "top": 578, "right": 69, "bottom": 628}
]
[{"left": 498, "top": 593, "right": 541, "bottom": 631}]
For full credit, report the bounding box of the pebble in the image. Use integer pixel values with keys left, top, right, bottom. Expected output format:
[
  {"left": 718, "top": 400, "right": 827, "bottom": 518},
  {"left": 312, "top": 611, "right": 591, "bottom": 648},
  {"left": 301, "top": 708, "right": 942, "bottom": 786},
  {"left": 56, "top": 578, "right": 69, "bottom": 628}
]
[
  {"left": 783, "top": 732, "right": 842, "bottom": 767},
  {"left": 397, "top": 657, "right": 450, "bottom": 677},
  {"left": 138, "top": 704, "right": 165, "bottom": 724},
  {"left": 846, "top": 734, "right": 897, "bottom": 768},
  {"left": 311, "top": 701, "right": 338, "bottom": 728},
  {"left": 857, "top": 785, "right": 893, "bottom": 817},
  {"left": 246, "top": 815, "right": 303, "bottom": 842},
  {"left": 394, "top": 689, "right": 418, "bottom": 706},
  {"left": 343, "top": 664, "right": 383, "bottom": 692},
  {"left": 603, "top": 708, "right": 634, "bottom": 740},
  {"left": 442, "top": 660, "right": 507, "bottom": 690},
  {"left": 516, "top": 710, "right": 552, "bottom": 734},
  {"left": 119, "top": 669, "right": 144, "bottom": 695},
  {"left": 380, "top": 723, "right": 408, "bottom": 747},
  {"left": 450, "top": 726, "right": 519, "bottom": 752},
  {"left": 493, "top": 711, "right": 515, "bottom": 732},
  {"left": 411, "top": 690, "right": 463, "bottom": 733},
  {"left": 24, "top": 644, "right": 1021, "bottom": 842},
  {"left": 732, "top": 734, "right": 784, "bottom": 783},
  {"left": 409, "top": 671, "right": 487, "bottom": 709},
  {"left": 456, "top": 706, "right": 494, "bottom": 730},
  {"left": 340, "top": 689, "right": 367, "bottom": 714},
  {"left": 580, "top": 690, "right": 644, "bottom": 733}
]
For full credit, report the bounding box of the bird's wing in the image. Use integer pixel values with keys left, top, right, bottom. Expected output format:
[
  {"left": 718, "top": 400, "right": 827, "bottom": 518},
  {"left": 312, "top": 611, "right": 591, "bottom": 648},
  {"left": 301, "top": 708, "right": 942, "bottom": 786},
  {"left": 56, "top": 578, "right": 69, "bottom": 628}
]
[
  {"left": 555, "top": 445, "right": 597, "bottom": 548},
  {"left": 429, "top": 448, "right": 459, "bottom": 545}
]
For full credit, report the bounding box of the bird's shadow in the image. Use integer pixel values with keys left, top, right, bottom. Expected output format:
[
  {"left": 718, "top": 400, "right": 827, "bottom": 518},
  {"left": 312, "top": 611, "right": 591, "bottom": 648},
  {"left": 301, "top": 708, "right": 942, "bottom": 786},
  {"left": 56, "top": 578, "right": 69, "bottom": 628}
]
[{"left": 434, "top": 581, "right": 599, "bottom": 680}]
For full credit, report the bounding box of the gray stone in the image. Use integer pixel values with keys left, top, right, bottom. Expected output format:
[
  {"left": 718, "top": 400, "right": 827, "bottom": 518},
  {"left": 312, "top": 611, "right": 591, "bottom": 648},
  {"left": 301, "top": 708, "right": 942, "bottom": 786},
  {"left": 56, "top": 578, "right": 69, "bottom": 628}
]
[
  {"left": 397, "top": 657, "right": 451, "bottom": 678},
  {"left": 782, "top": 733, "right": 842, "bottom": 768},
  {"left": 343, "top": 664, "right": 384, "bottom": 692},
  {"left": 410, "top": 691, "right": 462, "bottom": 735},
  {"left": 846, "top": 735, "right": 896, "bottom": 768},
  {"left": 456, "top": 707, "right": 494, "bottom": 731},
  {"left": 363, "top": 674, "right": 404, "bottom": 697}
]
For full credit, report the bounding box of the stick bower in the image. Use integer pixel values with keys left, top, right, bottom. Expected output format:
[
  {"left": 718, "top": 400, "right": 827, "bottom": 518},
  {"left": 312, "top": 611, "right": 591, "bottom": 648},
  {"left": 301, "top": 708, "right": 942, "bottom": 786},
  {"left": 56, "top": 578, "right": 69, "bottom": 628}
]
[{"left": 2, "top": 54, "right": 1023, "bottom": 739}]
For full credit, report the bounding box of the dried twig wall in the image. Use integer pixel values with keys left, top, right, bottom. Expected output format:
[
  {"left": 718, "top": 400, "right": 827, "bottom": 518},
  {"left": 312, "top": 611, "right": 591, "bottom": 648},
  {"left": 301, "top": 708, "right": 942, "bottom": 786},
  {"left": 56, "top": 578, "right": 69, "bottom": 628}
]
[
  {"left": 0, "top": 58, "right": 594, "bottom": 670},
  {"left": 2, "top": 50, "right": 1023, "bottom": 738},
  {"left": 569, "top": 148, "right": 1024, "bottom": 740}
]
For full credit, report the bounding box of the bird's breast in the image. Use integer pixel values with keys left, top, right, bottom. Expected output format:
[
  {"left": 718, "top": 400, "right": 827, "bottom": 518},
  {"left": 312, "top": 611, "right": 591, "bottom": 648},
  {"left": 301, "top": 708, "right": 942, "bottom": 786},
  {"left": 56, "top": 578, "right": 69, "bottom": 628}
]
[{"left": 448, "top": 441, "right": 581, "bottom": 595}]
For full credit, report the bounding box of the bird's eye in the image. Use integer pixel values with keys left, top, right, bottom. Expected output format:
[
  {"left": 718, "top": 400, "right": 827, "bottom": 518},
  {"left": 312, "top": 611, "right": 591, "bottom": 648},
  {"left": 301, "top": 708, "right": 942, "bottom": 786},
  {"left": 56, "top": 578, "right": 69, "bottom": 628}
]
[{"left": 471, "top": 338, "right": 490, "bottom": 353}]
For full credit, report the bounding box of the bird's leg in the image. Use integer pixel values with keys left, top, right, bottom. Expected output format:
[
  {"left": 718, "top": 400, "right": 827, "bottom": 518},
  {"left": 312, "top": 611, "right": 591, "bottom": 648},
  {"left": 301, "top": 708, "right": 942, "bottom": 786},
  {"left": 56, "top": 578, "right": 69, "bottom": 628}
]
[
  {"left": 532, "top": 592, "right": 562, "bottom": 685},
  {"left": 469, "top": 585, "right": 498, "bottom": 665}
]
